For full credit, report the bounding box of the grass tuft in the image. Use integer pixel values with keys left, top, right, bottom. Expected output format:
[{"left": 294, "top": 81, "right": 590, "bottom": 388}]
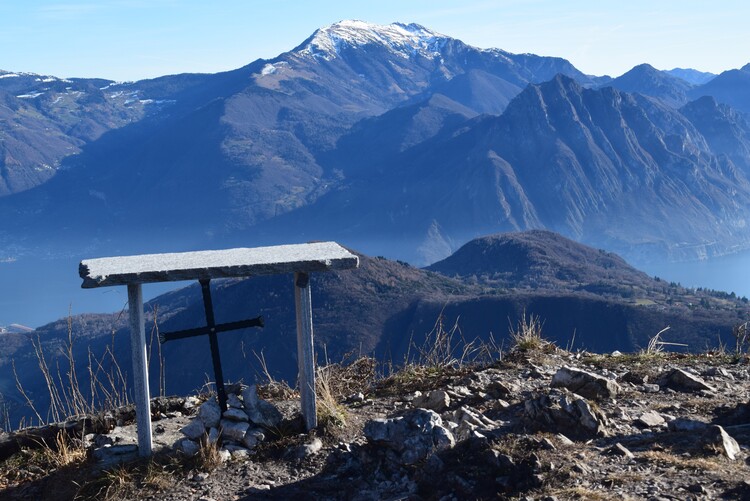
[
  {"left": 509, "top": 311, "right": 548, "bottom": 352},
  {"left": 315, "top": 365, "right": 348, "bottom": 429},
  {"left": 196, "top": 433, "right": 223, "bottom": 471},
  {"left": 42, "top": 430, "right": 88, "bottom": 469}
]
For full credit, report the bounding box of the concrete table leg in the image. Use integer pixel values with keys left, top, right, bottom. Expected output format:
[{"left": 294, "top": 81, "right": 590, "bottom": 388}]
[
  {"left": 294, "top": 272, "right": 317, "bottom": 430},
  {"left": 127, "top": 283, "right": 153, "bottom": 456}
]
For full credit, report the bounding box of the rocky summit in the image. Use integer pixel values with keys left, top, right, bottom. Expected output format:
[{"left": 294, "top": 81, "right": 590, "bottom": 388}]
[{"left": 1, "top": 342, "right": 750, "bottom": 500}]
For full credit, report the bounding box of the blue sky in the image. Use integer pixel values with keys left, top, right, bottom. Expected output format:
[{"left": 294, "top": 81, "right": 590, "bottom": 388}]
[{"left": 1, "top": 1, "right": 748, "bottom": 81}]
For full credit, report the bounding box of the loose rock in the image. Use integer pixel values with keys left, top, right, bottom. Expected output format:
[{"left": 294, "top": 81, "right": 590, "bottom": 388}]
[
  {"left": 364, "top": 408, "right": 455, "bottom": 465},
  {"left": 659, "top": 368, "right": 716, "bottom": 393},
  {"left": 551, "top": 366, "right": 621, "bottom": 400},
  {"left": 242, "top": 385, "right": 283, "bottom": 428},
  {"left": 198, "top": 399, "right": 222, "bottom": 428},
  {"left": 703, "top": 425, "right": 741, "bottom": 460}
]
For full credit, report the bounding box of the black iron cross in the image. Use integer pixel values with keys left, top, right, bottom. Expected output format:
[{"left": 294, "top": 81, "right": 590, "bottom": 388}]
[{"left": 160, "top": 278, "right": 264, "bottom": 411}]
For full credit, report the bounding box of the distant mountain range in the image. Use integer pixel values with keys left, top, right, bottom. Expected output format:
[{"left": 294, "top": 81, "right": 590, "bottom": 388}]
[
  {"left": 2, "top": 20, "right": 750, "bottom": 266},
  {"left": 2, "top": 230, "right": 747, "bottom": 428}
]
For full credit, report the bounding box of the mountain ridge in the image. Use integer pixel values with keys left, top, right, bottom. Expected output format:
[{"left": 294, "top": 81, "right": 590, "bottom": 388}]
[{"left": 256, "top": 72, "right": 750, "bottom": 264}]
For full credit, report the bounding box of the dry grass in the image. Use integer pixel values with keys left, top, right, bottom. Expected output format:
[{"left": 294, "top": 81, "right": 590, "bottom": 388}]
[
  {"left": 411, "top": 313, "right": 481, "bottom": 369},
  {"left": 639, "top": 326, "right": 688, "bottom": 357},
  {"left": 641, "top": 450, "right": 723, "bottom": 471},
  {"left": 92, "top": 465, "right": 138, "bottom": 500},
  {"left": 13, "top": 315, "right": 131, "bottom": 428},
  {"left": 195, "top": 434, "right": 223, "bottom": 471},
  {"left": 376, "top": 361, "right": 468, "bottom": 396},
  {"left": 73, "top": 454, "right": 182, "bottom": 500},
  {"left": 549, "top": 486, "right": 635, "bottom": 500},
  {"left": 41, "top": 431, "right": 87, "bottom": 469},
  {"left": 377, "top": 311, "right": 501, "bottom": 395},
  {"left": 315, "top": 365, "right": 348, "bottom": 429},
  {"left": 141, "top": 459, "right": 174, "bottom": 490},
  {"left": 509, "top": 311, "right": 548, "bottom": 351},
  {"left": 313, "top": 355, "right": 377, "bottom": 429},
  {"left": 734, "top": 321, "right": 749, "bottom": 354}
]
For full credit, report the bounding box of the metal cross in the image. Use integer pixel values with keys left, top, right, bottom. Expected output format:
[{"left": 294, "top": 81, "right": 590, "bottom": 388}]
[{"left": 160, "top": 278, "right": 263, "bottom": 411}]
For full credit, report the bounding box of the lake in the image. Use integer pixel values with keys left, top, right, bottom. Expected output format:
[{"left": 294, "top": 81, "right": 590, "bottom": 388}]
[
  {"left": 0, "top": 257, "right": 187, "bottom": 328},
  {"left": 641, "top": 250, "right": 750, "bottom": 299}
]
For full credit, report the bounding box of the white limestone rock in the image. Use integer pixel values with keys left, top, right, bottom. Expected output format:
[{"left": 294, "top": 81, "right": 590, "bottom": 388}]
[
  {"left": 551, "top": 366, "right": 621, "bottom": 400},
  {"left": 227, "top": 393, "right": 244, "bottom": 409},
  {"left": 198, "top": 399, "right": 222, "bottom": 428},
  {"left": 181, "top": 418, "right": 207, "bottom": 440},
  {"left": 637, "top": 410, "right": 666, "bottom": 428},
  {"left": 177, "top": 438, "right": 200, "bottom": 456},
  {"left": 223, "top": 407, "right": 250, "bottom": 422},
  {"left": 704, "top": 425, "right": 741, "bottom": 460},
  {"left": 414, "top": 389, "right": 450, "bottom": 412},
  {"left": 220, "top": 419, "right": 250, "bottom": 443},
  {"left": 242, "top": 385, "right": 283, "bottom": 428}
]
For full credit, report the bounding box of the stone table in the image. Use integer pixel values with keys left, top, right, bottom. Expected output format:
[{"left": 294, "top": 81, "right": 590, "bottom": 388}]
[{"left": 80, "top": 241, "right": 359, "bottom": 456}]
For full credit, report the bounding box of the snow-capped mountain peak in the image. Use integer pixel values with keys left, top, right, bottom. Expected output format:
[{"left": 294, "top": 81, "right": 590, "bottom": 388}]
[{"left": 298, "top": 20, "right": 448, "bottom": 61}]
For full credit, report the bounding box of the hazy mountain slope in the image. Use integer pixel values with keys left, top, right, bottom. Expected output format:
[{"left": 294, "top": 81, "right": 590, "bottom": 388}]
[
  {"left": 0, "top": 21, "right": 597, "bottom": 256},
  {"left": 427, "top": 230, "right": 650, "bottom": 288},
  {"left": 426, "top": 69, "right": 523, "bottom": 115},
  {"left": 262, "top": 74, "right": 750, "bottom": 264},
  {"left": 607, "top": 64, "right": 693, "bottom": 107},
  {"left": 321, "top": 93, "right": 477, "bottom": 177},
  {"left": 666, "top": 67, "right": 716, "bottom": 85},
  {"left": 0, "top": 73, "right": 155, "bottom": 195},
  {"left": 489, "top": 75, "right": 749, "bottom": 253},
  {"left": 691, "top": 64, "right": 750, "bottom": 114},
  {"left": 681, "top": 96, "right": 750, "bottom": 176}
]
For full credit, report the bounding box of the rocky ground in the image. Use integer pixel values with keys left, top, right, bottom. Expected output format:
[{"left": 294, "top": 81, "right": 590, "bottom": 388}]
[{"left": 1, "top": 340, "right": 750, "bottom": 500}]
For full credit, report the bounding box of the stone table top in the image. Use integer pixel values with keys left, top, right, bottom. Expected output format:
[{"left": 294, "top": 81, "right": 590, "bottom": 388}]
[{"left": 79, "top": 241, "right": 359, "bottom": 288}]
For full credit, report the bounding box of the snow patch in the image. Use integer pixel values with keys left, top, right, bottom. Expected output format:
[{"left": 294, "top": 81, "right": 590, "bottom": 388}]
[
  {"left": 139, "top": 99, "right": 176, "bottom": 106},
  {"left": 99, "top": 81, "right": 127, "bottom": 90},
  {"left": 16, "top": 92, "right": 44, "bottom": 99},
  {"left": 261, "top": 63, "right": 277, "bottom": 75},
  {"left": 0, "top": 73, "right": 20, "bottom": 79},
  {"left": 299, "top": 20, "right": 448, "bottom": 62},
  {"left": 89, "top": 190, "right": 106, "bottom": 202}
]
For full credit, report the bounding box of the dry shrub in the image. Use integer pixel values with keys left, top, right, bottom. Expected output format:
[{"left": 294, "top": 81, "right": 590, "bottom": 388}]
[
  {"left": 253, "top": 350, "right": 296, "bottom": 400},
  {"left": 13, "top": 315, "right": 131, "bottom": 428},
  {"left": 316, "top": 354, "right": 377, "bottom": 399},
  {"left": 411, "top": 313, "right": 483, "bottom": 369},
  {"left": 75, "top": 455, "right": 180, "bottom": 501},
  {"left": 734, "top": 321, "right": 749, "bottom": 354}
]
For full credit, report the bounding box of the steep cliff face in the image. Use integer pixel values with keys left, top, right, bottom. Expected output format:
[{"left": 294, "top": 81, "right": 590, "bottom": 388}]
[
  {"left": 681, "top": 96, "right": 750, "bottom": 176},
  {"left": 486, "top": 75, "right": 750, "bottom": 258},
  {"left": 267, "top": 74, "right": 750, "bottom": 264}
]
